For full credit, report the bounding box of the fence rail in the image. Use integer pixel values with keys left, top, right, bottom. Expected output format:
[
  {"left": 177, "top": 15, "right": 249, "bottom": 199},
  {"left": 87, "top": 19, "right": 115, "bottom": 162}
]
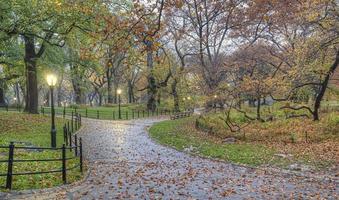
[
  {"left": 39, "top": 106, "right": 177, "bottom": 120},
  {"left": 0, "top": 114, "right": 83, "bottom": 190}
]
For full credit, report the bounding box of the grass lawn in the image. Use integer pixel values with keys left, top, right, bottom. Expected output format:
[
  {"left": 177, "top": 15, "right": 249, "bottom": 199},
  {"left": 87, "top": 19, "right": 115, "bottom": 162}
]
[
  {"left": 149, "top": 117, "right": 275, "bottom": 166},
  {"left": 0, "top": 112, "right": 82, "bottom": 191},
  {"left": 149, "top": 116, "right": 338, "bottom": 172}
]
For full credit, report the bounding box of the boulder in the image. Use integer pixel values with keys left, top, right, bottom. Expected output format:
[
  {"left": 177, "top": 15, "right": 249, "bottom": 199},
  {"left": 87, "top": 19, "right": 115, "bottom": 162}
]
[{"left": 223, "top": 137, "right": 236, "bottom": 144}]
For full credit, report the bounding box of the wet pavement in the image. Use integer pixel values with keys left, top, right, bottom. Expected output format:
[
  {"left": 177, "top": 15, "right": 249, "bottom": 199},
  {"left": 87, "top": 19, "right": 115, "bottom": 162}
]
[{"left": 5, "top": 118, "right": 338, "bottom": 199}]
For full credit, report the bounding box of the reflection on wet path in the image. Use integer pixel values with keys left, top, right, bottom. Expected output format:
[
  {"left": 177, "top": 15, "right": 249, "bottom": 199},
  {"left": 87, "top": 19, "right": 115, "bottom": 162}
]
[{"left": 6, "top": 118, "right": 337, "bottom": 199}]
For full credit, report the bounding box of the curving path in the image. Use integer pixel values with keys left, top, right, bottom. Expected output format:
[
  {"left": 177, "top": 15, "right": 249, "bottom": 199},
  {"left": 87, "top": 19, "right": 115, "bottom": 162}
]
[{"left": 6, "top": 118, "right": 338, "bottom": 199}]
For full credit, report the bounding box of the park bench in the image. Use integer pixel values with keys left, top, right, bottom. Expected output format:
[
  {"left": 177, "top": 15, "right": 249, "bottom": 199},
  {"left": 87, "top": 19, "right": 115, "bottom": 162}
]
[{"left": 170, "top": 110, "right": 194, "bottom": 120}]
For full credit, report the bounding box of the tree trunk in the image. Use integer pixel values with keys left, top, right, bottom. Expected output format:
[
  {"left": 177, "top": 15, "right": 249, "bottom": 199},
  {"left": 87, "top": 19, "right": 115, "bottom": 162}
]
[
  {"left": 71, "top": 66, "right": 85, "bottom": 105},
  {"left": 171, "top": 79, "right": 180, "bottom": 112},
  {"left": 73, "top": 86, "right": 84, "bottom": 104},
  {"left": 106, "top": 67, "right": 113, "bottom": 104},
  {"left": 0, "top": 87, "right": 5, "bottom": 105},
  {"left": 127, "top": 81, "right": 133, "bottom": 103},
  {"left": 57, "top": 72, "right": 64, "bottom": 107},
  {"left": 98, "top": 93, "right": 103, "bottom": 106},
  {"left": 15, "top": 82, "right": 21, "bottom": 106},
  {"left": 256, "top": 97, "right": 261, "bottom": 120},
  {"left": 313, "top": 50, "right": 339, "bottom": 120},
  {"left": 24, "top": 36, "right": 39, "bottom": 114},
  {"left": 146, "top": 40, "right": 157, "bottom": 111}
]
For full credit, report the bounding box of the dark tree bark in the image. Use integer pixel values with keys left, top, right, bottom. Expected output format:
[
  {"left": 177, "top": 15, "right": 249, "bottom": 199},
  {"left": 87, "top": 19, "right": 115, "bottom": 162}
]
[
  {"left": 71, "top": 65, "right": 85, "bottom": 104},
  {"left": 171, "top": 79, "right": 180, "bottom": 112},
  {"left": 313, "top": 50, "right": 339, "bottom": 120},
  {"left": 106, "top": 67, "right": 113, "bottom": 104},
  {"left": 0, "top": 87, "right": 5, "bottom": 105},
  {"left": 24, "top": 36, "right": 39, "bottom": 113},
  {"left": 14, "top": 82, "right": 21, "bottom": 106},
  {"left": 145, "top": 40, "right": 157, "bottom": 111},
  {"left": 127, "top": 80, "right": 134, "bottom": 103},
  {"left": 256, "top": 97, "right": 261, "bottom": 120},
  {"left": 57, "top": 72, "right": 64, "bottom": 107}
]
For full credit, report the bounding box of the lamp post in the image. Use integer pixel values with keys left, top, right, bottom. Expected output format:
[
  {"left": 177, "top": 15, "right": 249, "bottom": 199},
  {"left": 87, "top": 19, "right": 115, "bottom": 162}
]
[
  {"left": 117, "top": 89, "right": 122, "bottom": 119},
  {"left": 13, "top": 97, "right": 17, "bottom": 111},
  {"left": 182, "top": 97, "right": 186, "bottom": 111},
  {"left": 187, "top": 96, "right": 191, "bottom": 111},
  {"left": 46, "top": 74, "right": 57, "bottom": 148}
]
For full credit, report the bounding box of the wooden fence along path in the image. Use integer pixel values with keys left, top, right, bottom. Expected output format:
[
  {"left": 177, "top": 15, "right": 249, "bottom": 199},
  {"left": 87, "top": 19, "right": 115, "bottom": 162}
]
[{"left": 0, "top": 115, "right": 83, "bottom": 190}]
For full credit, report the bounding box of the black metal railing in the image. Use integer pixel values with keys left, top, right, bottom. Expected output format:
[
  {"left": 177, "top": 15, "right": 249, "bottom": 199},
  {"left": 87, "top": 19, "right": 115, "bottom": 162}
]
[
  {"left": 0, "top": 114, "right": 83, "bottom": 190},
  {"left": 40, "top": 106, "right": 176, "bottom": 120}
]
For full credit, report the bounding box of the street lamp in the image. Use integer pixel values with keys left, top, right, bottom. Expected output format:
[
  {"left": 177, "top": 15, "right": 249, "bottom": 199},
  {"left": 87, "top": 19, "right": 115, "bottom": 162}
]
[
  {"left": 13, "top": 97, "right": 18, "bottom": 111},
  {"left": 187, "top": 96, "right": 191, "bottom": 111},
  {"left": 46, "top": 74, "right": 57, "bottom": 148},
  {"left": 117, "top": 89, "right": 122, "bottom": 119}
]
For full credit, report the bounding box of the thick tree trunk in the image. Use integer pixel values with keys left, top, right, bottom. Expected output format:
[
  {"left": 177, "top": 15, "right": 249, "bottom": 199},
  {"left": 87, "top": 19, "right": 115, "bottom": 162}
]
[
  {"left": 71, "top": 65, "right": 85, "bottom": 105},
  {"left": 146, "top": 40, "right": 157, "bottom": 111},
  {"left": 15, "top": 82, "right": 21, "bottom": 106},
  {"left": 73, "top": 86, "right": 84, "bottom": 104},
  {"left": 57, "top": 72, "right": 63, "bottom": 107},
  {"left": 0, "top": 87, "right": 5, "bottom": 105},
  {"left": 24, "top": 36, "right": 39, "bottom": 114},
  {"left": 171, "top": 79, "right": 180, "bottom": 112},
  {"left": 106, "top": 67, "right": 113, "bottom": 104},
  {"left": 98, "top": 93, "right": 103, "bottom": 106},
  {"left": 127, "top": 81, "right": 134, "bottom": 103},
  {"left": 256, "top": 97, "right": 261, "bottom": 120},
  {"left": 313, "top": 50, "right": 339, "bottom": 120}
]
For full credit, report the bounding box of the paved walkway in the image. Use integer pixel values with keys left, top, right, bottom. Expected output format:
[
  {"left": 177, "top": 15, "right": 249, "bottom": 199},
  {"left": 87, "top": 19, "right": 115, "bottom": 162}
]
[{"left": 5, "top": 118, "right": 338, "bottom": 199}]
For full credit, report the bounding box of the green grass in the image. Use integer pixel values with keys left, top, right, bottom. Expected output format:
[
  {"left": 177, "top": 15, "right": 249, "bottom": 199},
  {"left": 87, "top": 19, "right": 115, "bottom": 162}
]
[
  {"left": 150, "top": 114, "right": 338, "bottom": 171},
  {"left": 0, "top": 112, "right": 82, "bottom": 191},
  {"left": 149, "top": 117, "right": 275, "bottom": 166}
]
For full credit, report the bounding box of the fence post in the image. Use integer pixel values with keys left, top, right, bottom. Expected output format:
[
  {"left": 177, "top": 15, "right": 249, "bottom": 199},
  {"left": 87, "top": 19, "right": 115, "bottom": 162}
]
[
  {"left": 63, "top": 107, "right": 66, "bottom": 119},
  {"left": 138, "top": 110, "right": 140, "bottom": 118},
  {"left": 42, "top": 107, "right": 45, "bottom": 116},
  {"left": 143, "top": 110, "right": 145, "bottom": 118},
  {"left": 97, "top": 110, "right": 99, "bottom": 119},
  {"left": 63, "top": 125, "right": 67, "bottom": 145},
  {"left": 113, "top": 111, "right": 115, "bottom": 120},
  {"left": 79, "top": 114, "right": 82, "bottom": 126},
  {"left": 126, "top": 111, "right": 128, "bottom": 120},
  {"left": 132, "top": 110, "right": 134, "bottom": 119},
  {"left": 157, "top": 109, "right": 159, "bottom": 116},
  {"left": 6, "top": 105, "right": 8, "bottom": 112},
  {"left": 76, "top": 114, "right": 79, "bottom": 129},
  {"left": 85, "top": 108, "right": 88, "bottom": 118},
  {"left": 62, "top": 144, "right": 67, "bottom": 184},
  {"left": 6, "top": 142, "right": 14, "bottom": 190},
  {"left": 75, "top": 115, "right": 78, "bottom": 131},
  {"left": 71, "top": 111, "right": 74, "bottom": 133},
  {"left": 75, "top": 107, "right": 77, "bottom": 114},
  {"left": 74, "top": 134, "right": 78, "bottom": 156},
  {"left": 79, "top": 138, "right": 83, "bottom": 173},
  {"left": 69, "top": 131, "right": 72, "bottom": 152}
]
